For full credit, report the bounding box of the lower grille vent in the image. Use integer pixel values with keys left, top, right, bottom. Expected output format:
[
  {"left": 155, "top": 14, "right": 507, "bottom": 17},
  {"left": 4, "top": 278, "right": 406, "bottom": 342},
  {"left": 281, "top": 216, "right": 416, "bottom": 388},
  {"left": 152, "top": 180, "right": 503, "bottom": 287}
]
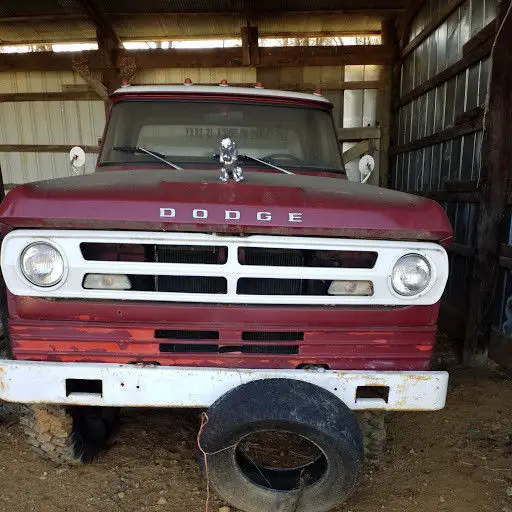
[
  {"left": 242, "top": 331, "right": 304, "bottom": 341},
  {"left": 159, "top": 344, "right": 298, "bottom": 355},
  {"left": 155, "top": 330, "right": 219, "bottom": 340}
]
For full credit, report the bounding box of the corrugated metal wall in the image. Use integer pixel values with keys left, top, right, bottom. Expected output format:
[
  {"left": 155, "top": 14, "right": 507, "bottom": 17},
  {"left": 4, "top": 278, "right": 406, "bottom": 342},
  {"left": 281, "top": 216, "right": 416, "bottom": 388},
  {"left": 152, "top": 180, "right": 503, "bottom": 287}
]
[
  {"left": 0, "top": 71, "right": 104, "bottom": 185},
  {"left": 391, "top": 0, "right": 497, "bottom": 333}
]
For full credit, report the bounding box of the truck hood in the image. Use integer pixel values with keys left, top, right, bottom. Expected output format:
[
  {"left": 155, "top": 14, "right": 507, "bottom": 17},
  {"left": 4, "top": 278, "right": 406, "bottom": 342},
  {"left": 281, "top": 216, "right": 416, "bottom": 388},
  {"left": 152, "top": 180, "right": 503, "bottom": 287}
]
[{"left": 0, "top": 169, "right": 452, "bottom": 241}]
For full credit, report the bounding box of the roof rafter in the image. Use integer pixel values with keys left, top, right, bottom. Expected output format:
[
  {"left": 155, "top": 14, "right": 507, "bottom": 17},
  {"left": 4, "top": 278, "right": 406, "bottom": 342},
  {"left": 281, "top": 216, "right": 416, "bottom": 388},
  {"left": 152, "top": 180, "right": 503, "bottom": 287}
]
[{"left": 76, "top": 0, "right": 120, "bottom": 48}]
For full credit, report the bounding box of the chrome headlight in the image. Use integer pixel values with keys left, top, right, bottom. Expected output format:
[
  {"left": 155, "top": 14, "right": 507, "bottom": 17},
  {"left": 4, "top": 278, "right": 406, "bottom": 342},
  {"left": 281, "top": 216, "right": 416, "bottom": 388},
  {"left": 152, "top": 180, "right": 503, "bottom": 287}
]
[
  {"left": 391, "top": 254, "right": 431, "bottom": 296},
  {"left": 21, "top": 243, "right": 65, "bottom": 287}
]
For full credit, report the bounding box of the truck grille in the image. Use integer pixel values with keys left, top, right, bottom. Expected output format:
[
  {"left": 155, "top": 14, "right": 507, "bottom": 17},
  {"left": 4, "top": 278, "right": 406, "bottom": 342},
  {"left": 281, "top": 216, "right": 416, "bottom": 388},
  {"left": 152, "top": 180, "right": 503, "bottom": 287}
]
[{"left": 2, "top": 230, "right": 449, "bottom": 306}]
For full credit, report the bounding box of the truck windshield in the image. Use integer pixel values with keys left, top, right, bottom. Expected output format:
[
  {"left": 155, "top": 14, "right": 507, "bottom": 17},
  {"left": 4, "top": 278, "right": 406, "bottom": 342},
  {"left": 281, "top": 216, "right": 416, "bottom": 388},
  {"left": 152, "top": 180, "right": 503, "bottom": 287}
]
[{"left": 99, "top": 99, "right": 344, "bottom": 172}]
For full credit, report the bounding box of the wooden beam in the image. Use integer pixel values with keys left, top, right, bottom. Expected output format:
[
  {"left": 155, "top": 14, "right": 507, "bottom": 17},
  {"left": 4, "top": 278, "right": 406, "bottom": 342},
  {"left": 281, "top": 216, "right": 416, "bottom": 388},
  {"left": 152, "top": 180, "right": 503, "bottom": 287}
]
[
  {"left": 342, "top": 140, "right": 371, "bottom": 164},
  {"left": 0, "top": 45, "right": 393, "bottom": 72},
  {"left": 444, "top": 179, "right": 478, "bottom": 192},
  {"left": 0, "top": 145, "right": 98, "bottom": 153},
  {"left": 390, "top": 106, "right": 484, "bottom": 154},
  {"left": 242, "top": 26, "right": 260, "bottom": 66},
  {"left": 337, "top": 126, "right": 381, "bottom": 141},
  {"left": 76, "top": 0, "right": 120, "bottom": 47},
  {"left": 395, "top": 22, "right": 495, "bottom": 108},
  {"left": 0, "top": 91, "right": 101, "bottom": 102},
  {"left": 254, "top": 74, "right": 383, "bottom": 91},
  {"left": 260, "top": 44, "right": 394, "bottom": 66},
  {"left": 401, "top": 0, "right": 466, "bottom": 59},
  {"left": 464, "top": 2, "right": 512, "bottom": 365}
]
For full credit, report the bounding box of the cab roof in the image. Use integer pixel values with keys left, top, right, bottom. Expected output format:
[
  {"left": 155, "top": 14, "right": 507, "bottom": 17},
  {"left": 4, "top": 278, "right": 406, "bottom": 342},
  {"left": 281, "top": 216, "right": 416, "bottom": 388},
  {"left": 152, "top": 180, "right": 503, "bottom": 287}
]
[{"left": 111, "top": 85, "right": 331, "bottom": 105}]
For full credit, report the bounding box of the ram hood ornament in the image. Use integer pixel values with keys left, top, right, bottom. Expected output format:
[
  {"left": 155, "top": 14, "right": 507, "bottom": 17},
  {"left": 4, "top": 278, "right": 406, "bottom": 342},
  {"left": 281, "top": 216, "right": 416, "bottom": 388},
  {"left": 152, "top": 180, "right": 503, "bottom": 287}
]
[{"left": 219, "top": 137, "right": 244, "bottom": 183}]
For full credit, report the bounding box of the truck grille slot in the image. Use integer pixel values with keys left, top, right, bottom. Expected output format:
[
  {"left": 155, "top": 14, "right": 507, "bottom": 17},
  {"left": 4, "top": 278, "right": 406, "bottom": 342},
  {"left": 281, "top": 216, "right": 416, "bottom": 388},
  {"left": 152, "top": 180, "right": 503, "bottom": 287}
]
[
  {"left": 242, "top": 331, "right": 304, "bottom": 341},
  {"left": 237, "top": 278, "right": 329, "bottom": 296},
  {"left": 239, "top": 247, "right": 377, "bottom": 268},
  {"left": 156, "top": 275, "right": 227, "bottom": 294},
  {"left": 156, "top": 245, "right": 227, "bottom": 264},
  {"left": 159, "top": 344, "right": 298, "bottom": 354},
  {"left": 81, "top": 243, "right": 227, "bottom": 264},
  {"left": 155, "top": 330, "right": 220, "bottom": 340}
]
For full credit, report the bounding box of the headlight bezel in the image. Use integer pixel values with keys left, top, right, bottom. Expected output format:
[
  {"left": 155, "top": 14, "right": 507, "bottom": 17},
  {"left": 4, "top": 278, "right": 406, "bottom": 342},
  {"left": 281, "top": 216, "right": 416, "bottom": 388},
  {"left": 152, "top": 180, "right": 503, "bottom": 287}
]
[
  {"left": 19, "top": 241, "right": 68, "bottom": 289},
  {"left": 389, "top": 252, "right": 435, "bottom": 299}
]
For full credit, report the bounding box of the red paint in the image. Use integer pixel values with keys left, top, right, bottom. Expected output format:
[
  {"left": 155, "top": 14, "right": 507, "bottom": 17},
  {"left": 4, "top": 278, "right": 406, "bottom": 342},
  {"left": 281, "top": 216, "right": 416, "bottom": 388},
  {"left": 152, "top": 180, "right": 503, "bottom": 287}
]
[
  {"left": 9, "top": 318, "right": 436, "bottom": 371},
  {"left": 0, "top": 169, "right": 452, "bottom": 241},
  {"left": 10, "top": 296, "right": 440, "bottom": 327},
  {"left": 0, "top": 89, "right": 453, "bottom": 373},
  {"left": 5, "top": 294, "right": 440, "bottom": 370}
]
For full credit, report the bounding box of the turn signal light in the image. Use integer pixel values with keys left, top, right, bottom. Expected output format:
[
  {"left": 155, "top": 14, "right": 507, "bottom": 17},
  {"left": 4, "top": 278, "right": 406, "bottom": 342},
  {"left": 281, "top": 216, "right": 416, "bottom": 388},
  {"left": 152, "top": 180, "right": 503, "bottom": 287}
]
[
  {"left": 327, "top": 280, "right": 373, "bottom": 296},
  {"left": 83, "top": 274, "right": 131, "bottom": 290}
]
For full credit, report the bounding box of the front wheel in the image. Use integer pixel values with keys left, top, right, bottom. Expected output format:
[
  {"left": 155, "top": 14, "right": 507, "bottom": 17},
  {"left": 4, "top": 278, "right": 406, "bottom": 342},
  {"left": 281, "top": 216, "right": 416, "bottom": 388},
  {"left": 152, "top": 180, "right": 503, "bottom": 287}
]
[{"left": 198, "top": 378, "right": 364, "bottom": 512}]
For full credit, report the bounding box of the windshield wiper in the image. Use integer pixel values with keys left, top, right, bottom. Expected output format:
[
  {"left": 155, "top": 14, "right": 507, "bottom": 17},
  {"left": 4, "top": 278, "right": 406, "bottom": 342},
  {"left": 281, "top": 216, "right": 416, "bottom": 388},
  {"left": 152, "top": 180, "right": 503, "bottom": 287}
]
[
  {"left": 113, "top": 146, "right": 183, "bottom": 171},
  {"left": 238, "top": 154, "right": 295, "bottom": 175}
]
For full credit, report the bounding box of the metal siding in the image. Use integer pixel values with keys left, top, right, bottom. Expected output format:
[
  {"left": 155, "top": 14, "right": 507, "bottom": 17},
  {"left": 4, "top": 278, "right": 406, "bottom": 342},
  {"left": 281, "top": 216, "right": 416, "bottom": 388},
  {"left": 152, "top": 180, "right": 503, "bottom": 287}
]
[
  {"left": 392, "top": 0, "right": 496, "bottom": 334},
  {"left": 0, "top": 71, "right": 93, "bottom": 93},
  {"left": 0, "top": 70, "right": 104, "bottom": 187},
  {"left": 0, "top": 101, "right": 104, "bottom": 146},
  {"left": 0, "top": 152, "right": 97, "bottom": 188}
]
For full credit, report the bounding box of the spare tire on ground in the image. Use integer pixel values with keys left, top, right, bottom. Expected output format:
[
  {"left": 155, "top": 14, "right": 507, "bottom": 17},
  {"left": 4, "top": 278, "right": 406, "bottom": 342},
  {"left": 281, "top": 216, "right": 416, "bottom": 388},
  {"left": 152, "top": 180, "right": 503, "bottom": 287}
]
[{"left": 198, "top": 378, "right": 365, "bottom": 512}]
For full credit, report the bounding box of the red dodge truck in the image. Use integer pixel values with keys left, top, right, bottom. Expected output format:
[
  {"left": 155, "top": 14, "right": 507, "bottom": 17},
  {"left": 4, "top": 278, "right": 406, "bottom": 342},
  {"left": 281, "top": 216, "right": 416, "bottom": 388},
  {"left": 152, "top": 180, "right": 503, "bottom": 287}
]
[{"left": 0, "top": 84, "right": 451, "bottom": 512}]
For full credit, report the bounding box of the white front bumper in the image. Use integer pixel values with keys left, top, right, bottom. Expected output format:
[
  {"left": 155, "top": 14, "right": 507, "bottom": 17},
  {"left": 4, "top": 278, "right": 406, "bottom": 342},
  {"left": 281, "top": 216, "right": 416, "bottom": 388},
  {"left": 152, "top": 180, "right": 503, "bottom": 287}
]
[{"left": 0, "top": 360, "right": 449, "bottom": 411}]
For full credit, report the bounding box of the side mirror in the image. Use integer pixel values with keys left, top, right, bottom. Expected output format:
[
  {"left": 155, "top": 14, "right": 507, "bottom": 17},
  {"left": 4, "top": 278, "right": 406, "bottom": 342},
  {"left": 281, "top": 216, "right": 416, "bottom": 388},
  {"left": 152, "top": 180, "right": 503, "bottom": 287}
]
[
  {"left": 69, "top": 146, "right": 86, "bottom": 175},
  {"left": 358, "top": 154, "right": 375, "bottom": 184}
]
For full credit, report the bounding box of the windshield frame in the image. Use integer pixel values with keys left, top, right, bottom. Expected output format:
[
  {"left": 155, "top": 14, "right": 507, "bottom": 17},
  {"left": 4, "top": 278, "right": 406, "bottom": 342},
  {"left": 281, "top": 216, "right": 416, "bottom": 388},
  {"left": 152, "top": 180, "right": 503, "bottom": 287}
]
[{"left": 97, "top": 95, "right": 345, "bottom": 174}]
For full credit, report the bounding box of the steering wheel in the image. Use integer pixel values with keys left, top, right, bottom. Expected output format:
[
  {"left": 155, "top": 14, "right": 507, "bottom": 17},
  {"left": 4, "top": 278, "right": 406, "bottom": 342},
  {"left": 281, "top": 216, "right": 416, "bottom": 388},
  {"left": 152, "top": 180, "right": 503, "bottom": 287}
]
[{"left": 263, "top": 153, "right": 303, "bottom": 165}]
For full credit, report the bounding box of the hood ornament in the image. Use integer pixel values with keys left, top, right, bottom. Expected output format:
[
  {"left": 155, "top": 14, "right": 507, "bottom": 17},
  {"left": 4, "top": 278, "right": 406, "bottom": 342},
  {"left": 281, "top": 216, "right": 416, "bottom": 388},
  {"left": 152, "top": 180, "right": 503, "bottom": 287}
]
[{"left": 219, "top": 137, "right": 244, "bottom": 183}]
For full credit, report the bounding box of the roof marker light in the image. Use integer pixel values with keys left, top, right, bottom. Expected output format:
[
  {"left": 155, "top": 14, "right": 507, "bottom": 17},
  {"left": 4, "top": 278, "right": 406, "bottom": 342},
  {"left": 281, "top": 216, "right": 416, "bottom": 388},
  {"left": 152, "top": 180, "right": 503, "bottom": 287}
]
[
  {"left": 313, "top": 89, "right": 322, "bottom": 96},
  {"left": 184, "top": 78, "right": 193, "bottom": 86},
  {"left": 121, "top": 80, "right": 130, "bottom": 88},
  {"left": 220, "top": 79, "right": 229, "bottom": 87},
  {"left": 255, "top": 81, "right": 264, "bottom": 89}
]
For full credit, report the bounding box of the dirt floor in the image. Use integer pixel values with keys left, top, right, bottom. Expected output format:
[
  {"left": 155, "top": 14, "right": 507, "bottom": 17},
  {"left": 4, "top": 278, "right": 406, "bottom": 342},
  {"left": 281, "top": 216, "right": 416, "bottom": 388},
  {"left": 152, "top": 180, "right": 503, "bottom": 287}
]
[{"left": 0, "top": 368, "right": 511, "bottom": 512}]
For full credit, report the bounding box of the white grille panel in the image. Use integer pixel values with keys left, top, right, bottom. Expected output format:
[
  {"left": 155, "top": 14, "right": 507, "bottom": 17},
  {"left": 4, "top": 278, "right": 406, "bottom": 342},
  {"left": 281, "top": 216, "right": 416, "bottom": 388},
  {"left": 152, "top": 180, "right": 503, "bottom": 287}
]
[{"left": 1, "top": 230, "right": 449, "bottom": 306}]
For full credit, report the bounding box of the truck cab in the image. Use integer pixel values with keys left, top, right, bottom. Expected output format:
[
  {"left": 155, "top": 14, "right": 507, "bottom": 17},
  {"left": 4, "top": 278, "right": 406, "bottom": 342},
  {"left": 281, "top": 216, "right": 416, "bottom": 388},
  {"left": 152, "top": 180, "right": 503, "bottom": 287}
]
[{"left": 0, "top": 83, "right": 452, "bottom": 511}]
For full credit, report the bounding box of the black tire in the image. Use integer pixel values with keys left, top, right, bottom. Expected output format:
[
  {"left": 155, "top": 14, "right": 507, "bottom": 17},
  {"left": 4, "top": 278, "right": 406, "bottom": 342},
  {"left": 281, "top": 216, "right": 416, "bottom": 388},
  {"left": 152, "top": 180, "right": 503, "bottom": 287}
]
[
  {"left": 356, "top": 411, "right": 387, "bottom": 466},
  {"left": 199, "top": 378, "right": 364, "bottom": 512},
  {"left": 20, "top": 404, "right": 119, "bottom": 464}
]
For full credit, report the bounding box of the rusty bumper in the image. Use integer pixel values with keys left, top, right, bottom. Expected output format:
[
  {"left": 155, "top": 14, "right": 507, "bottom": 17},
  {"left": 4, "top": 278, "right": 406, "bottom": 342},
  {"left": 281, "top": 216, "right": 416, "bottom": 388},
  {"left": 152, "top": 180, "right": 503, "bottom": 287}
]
[{"left": 0, "top": 360, "right": 449, "bottom": 410}]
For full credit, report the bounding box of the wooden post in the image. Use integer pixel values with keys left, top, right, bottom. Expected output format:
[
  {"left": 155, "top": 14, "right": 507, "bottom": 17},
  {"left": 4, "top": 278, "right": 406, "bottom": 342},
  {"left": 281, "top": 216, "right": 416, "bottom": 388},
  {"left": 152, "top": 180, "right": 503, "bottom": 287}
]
[
  {"left": 464, "top": 0, "right": 512, "bottom": 365},
  {"left": 242, "top": 25, "right": 260, "bottom": 66},
  {"left": 76, "top": 0, "right": 122, "bottom": 105},
  {"left": 379, "top": 17, "right": 399, "bottom": 187}
]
